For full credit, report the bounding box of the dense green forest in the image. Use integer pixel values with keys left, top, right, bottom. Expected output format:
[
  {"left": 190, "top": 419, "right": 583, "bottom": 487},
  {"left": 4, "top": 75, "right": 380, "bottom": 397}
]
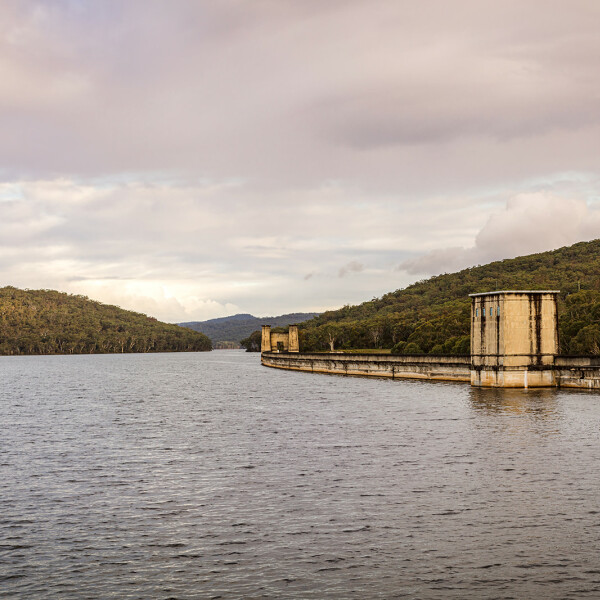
[
  {"left": 0, "top": 287, "right": 212, "bottom": 355},
  {"left": 286, "top": 240, "right": 600, "bottom": 355},
  {"left": 180, "top": 312, "right": 318, "bottom": 343},
  {"left": 240, "top": 329, "right": 263, "bottom": 352}
]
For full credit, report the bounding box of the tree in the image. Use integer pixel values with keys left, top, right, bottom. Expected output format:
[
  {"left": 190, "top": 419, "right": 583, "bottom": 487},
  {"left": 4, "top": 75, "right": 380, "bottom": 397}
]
[
  {"left": 241, "top": 330, "right": 262, "bottom": 352},
  {"left": 324, "top": 323, "right": 345, "bottom": 351}
]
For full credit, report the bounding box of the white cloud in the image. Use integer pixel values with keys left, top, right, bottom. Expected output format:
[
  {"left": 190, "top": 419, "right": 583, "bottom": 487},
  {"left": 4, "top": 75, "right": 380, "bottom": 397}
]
[
  {"left": 399, "top": 193, "right": 600, "bottom": 275},
  {"left": 3, "top": 175, "right": 599, "bottom": 320},
  {"left": 1, "top": 2, "right": 600, "bottom": 319},
  {"left": 70, "top": 280, "right": 240, "bottom": 324}
]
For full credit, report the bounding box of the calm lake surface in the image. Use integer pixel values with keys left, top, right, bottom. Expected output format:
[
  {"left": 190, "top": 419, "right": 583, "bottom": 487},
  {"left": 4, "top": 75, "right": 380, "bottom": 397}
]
[{"left": 2, "top": 351, "right": 600, "bottom": 599}]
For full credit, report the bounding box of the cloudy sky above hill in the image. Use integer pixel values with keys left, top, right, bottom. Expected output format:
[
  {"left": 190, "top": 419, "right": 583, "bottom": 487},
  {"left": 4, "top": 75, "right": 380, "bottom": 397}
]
[{"left": 1, "top": 0, "right": 600, "bottom": 321}]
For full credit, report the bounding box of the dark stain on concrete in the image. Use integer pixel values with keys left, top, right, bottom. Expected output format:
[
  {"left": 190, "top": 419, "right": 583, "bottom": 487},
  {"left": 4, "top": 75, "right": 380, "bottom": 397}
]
[
  {"left": 480, "top": 300, "right": 486, "bottom": 358},
  {"left": 496, "top": 298, "right": 500, "bottom": 357},
  {"left": 524, "top": 293, "right": 544, "bottom": 363}
]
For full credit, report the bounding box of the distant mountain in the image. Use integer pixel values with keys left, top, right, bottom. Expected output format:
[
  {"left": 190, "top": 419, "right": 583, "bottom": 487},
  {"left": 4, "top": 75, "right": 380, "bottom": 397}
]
[
  {"left": 0, "top": 287, "right": 212, "bottom": 355},
  {"left": 180, "top": 312, "right": 319, "bottom": 343}
]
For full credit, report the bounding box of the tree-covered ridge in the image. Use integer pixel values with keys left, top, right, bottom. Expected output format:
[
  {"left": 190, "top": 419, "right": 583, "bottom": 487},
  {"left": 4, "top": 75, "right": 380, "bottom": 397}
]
[
  {"left": 298, "top": 239, "right": 600, "bottom": 355},
  {"left": 0, "top": 287, "right": 212, "bottom": 355}
]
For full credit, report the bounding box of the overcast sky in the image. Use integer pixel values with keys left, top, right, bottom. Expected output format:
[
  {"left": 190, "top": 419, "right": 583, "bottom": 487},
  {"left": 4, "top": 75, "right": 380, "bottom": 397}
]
[{"left": 1, "top": 0, "right": 600, "bottom": 321}]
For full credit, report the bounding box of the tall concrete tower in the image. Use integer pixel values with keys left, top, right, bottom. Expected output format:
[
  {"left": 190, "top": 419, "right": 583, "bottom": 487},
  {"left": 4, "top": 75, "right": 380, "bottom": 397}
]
[
  {"left": 288, "top": 325, "right": 299, "bottom": 352},
  {"left": 261, "top": 325, "right": 272, "bottom": 353},
  {"left": 470, "top": 291, "right": 559, "bottom": 388}
]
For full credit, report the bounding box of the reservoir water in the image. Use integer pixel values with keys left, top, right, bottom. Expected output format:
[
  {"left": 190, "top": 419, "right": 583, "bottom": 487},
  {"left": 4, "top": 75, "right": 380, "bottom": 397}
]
[{"left": 2, "top": 351, "right": 600, "bottom": 599}]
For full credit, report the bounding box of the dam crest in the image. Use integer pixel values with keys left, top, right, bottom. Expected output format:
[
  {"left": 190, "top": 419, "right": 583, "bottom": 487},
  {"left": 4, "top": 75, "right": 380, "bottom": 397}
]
[{"left": 262, "top": 291, "right": 600, "bottom": 389}]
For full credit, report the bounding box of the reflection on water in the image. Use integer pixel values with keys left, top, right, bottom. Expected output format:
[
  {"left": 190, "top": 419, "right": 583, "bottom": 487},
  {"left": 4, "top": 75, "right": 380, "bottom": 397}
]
[
  {"left": 469, "top": 387, "right": 563, "bottom": 438},
  {"left": 469, "top": 387, "right": 561, "bottom": 416},
  {"left": 1, "top": 352, "right": 600, "bottom": 599}
]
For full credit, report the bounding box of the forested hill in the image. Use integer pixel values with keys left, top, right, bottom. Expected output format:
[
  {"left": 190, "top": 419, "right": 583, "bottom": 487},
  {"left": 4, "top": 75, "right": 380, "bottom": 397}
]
[
  {"left": 180, "top": 312, "right": 319, "bottom": 343},
  {"left": 0, "top": 287, "right": 212, "bottom": 355},
  {"left": 299, "top": 239, "right": 600, "bottom": 356}
]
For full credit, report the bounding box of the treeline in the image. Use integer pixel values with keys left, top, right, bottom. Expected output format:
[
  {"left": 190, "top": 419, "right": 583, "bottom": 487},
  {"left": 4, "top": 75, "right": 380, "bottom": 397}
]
[
  {"left": 0, "top": 287, "right": 212, "bottom": 355},
  {"left": 280, "top": 239, "right": 600, "bottom": 356}
]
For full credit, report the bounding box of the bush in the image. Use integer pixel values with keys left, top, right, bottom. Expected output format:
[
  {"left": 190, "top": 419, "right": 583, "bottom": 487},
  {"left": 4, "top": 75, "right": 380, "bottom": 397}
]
[
  {"left": 390, "top": 341, "right": 406, "bottom": 355},
  {"left": 403, "top": 342, "right": 423, "bottom": 354}
]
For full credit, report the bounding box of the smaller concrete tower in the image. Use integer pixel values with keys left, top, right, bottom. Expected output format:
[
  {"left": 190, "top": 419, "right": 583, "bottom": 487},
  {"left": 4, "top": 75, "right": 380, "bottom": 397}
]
[
  {"left": 261, "top": 325, "right": 272, "bottom": 353},
  {"left": 288, "top": 325, "right": 299, "bottom": 352}
]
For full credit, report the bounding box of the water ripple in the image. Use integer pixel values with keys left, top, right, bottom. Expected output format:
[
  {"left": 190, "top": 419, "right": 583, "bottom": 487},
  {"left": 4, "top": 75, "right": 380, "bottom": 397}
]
[{"left": 1, "top": 352, "right": 600, "bottom": 598}]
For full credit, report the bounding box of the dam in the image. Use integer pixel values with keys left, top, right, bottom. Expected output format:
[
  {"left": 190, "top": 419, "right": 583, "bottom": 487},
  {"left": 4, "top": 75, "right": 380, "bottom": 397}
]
[{"left": 261, "top": 291, "right": 600, "bottom": 390}]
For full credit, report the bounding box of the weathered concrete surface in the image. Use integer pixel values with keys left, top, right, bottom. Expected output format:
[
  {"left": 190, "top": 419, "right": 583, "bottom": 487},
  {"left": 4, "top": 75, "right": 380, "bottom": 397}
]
[
  {"left": 470, "top": 291, "right": 560, "bottom": 388},
  {"left": 554, "top": 356, "right": 600, "bottom": 390},
  {"left": 261, "top": 324, "right": 299, "bottom": 353},
  {"left": 471, "top": 365, "right": 557, "bottom": 389},
  {"left": 261, "top": 351, "right": 600, "bottom": 390},
  {"left": 288, "top": 325, "right": 299, "bottom": 353},
  {"left": 261, "top": 352, "right": 471, "bottom": 382},
  {"left": 270, "top": 332, "right": 290, "bottom": 352},
  {"left": 261, "top": 325, "right": 271, "bottom": 353}
]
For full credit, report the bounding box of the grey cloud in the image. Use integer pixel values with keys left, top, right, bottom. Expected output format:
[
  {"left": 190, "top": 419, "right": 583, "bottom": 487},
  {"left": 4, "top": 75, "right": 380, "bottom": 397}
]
[
  {"left": 338, "top": 261, "right": 364, "bottom": 278},
  {"left": 399, "top": 248, "right": 469, "bottom": 276},
  {"left": 319, "top": 84, "right": 600, "bottom": 149},
  {"left": 0, "top": 1, "right": 598, "bottom": 194}
]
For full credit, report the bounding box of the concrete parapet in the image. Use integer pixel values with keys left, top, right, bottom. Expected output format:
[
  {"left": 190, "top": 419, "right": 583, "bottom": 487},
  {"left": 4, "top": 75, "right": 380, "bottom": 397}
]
[
  {"left": 261, "top": 350, "right": 600, "bottom": 391},
  {"left": 261, "top": 352, "right": 471, "bottom": 382}
]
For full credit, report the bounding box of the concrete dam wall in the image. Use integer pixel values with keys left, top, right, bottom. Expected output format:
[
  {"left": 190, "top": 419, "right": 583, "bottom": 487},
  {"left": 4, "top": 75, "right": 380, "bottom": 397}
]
[
  {"left": 261, "top": 291, "right": 600, "bottom": 389},
  {"left": 261, "top": 352, "right": 471, "bottom": 383},
  {"left": 554, "top": 356, "right": 600, "bottom": 390},
  {"left": 261, "top": 351, "right": 600, "bottom": 389}
]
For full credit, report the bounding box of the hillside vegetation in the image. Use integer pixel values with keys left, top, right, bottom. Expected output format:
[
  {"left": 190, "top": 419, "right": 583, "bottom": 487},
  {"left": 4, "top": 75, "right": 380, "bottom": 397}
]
[
  {"left": 0, "top": 287, "right": 212, "bottom": 355},
  {"left": 180, "top": 312, "right": 319, "bottom": 343},
  {"left": 298, "top": 239, "right": 600, "bottom": 356}
]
